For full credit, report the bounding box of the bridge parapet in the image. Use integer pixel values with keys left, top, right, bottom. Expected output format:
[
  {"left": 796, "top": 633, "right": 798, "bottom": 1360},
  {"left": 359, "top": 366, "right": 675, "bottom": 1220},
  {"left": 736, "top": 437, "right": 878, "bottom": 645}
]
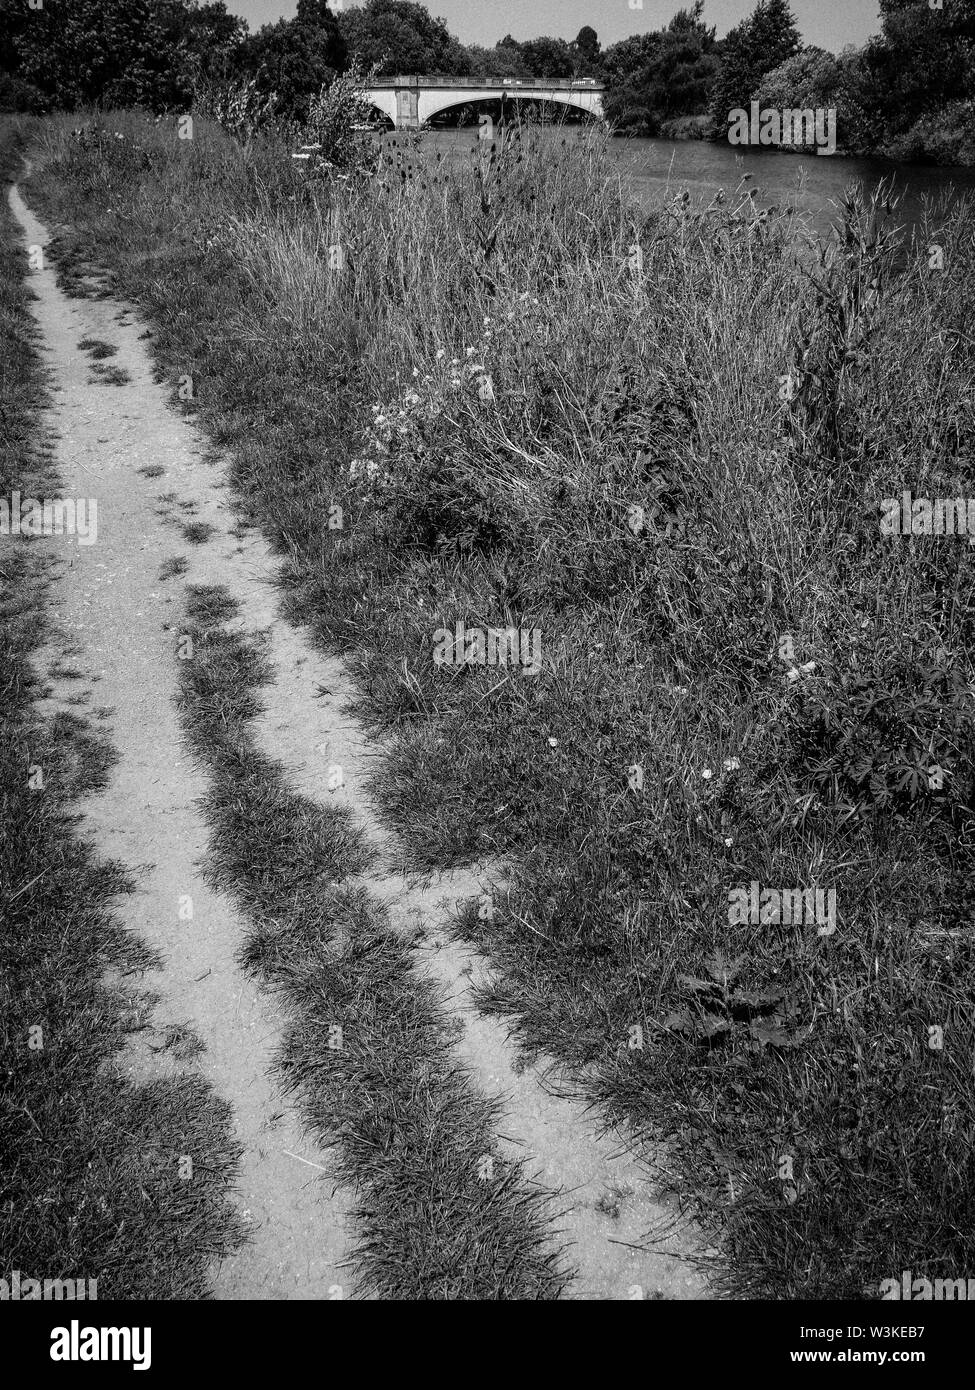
[{"left": 370, "top": 75, "right": 605, "bottom": 90}]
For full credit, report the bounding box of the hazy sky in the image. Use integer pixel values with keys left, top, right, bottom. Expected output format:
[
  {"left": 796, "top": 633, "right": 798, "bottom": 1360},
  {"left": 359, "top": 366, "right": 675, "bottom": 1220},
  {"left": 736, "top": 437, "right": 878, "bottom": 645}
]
[{"left": 230, "top": 1, "right": 885, "bottom": 54}]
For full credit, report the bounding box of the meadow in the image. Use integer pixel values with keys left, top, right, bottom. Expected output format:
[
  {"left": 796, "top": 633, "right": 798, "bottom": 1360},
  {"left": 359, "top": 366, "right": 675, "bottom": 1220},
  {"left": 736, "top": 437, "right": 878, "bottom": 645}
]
[{"left": 12, "top": 106, "right": 975, "bottom": 1298}]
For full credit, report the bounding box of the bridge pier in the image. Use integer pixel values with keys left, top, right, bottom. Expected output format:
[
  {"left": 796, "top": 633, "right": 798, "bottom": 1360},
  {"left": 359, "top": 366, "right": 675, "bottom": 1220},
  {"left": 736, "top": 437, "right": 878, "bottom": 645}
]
[{"left": 396, "top": 84, "right": 420, "bottom": 130}]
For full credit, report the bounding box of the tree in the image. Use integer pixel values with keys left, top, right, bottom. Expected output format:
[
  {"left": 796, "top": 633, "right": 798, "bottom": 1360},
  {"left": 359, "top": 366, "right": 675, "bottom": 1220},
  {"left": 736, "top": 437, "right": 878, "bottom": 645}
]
[
  {"left": 180, "top": 2, "right": 247, "bottom": 85},
  {"left": 464, "top": 41, "right": 534, "bottom": 80},
  {"left": 857, "top": 0, "right": 975, "bottom": 135},
  {"left": 337, "top": 0, "right": 470, "bottom": 76},
  {"left": 752, "top": 48, "right": 844, "bottom": 147},
  {"left": 519, "top": 36, "right": 575, "bottom": 79},
  {"left": 706, "top": 0, "right": 801, "bottom": 141},
  {"left": 573, "top": 25, "right": 600, "bottom": 74},
  {"left": 237, "top": 1, "right": 346, "bottom": 119},
  {"left": 13, "top": 0, "right": 195, "bottom": 109},
  {"left": 4, "top": 0, "right": 247, "bottom": 110},
  {"left": 603, "top": 4, "right": 717, "bottom": 135}
]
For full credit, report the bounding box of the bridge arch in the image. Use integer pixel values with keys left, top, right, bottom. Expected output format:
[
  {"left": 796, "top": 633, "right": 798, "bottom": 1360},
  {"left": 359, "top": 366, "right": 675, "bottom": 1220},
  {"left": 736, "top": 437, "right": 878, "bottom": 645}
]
[
  {"left": 419, "top": 90, "right": 603, "bottom": 127},
  {"left": 366, "top": 89, "right": 398, "bottom": 129}
]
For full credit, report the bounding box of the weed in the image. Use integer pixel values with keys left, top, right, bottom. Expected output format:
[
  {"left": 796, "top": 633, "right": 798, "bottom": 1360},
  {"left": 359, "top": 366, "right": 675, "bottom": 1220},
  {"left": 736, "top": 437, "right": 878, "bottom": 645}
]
[
  {"left": 159, "top": 555, "right": 188, "bottom": 580},
  {"left": 78, "top": 335, "right": 117, "bottom": 360},
  {"left": 89, "top": 361, "right": 130, "bottom": 385}
]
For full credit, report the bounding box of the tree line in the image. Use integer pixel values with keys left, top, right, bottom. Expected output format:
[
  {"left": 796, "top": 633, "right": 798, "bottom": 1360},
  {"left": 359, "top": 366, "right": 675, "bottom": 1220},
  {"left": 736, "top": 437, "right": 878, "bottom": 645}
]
[{"left": 1, "top": 0, "right": 972, "bottom": 163}]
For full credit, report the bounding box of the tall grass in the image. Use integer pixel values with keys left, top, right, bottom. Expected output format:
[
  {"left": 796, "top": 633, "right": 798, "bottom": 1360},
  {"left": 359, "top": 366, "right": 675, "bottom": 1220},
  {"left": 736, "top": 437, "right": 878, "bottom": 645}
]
[{"left": 26, "top": 108, "right": 975, "bottom": 1298}]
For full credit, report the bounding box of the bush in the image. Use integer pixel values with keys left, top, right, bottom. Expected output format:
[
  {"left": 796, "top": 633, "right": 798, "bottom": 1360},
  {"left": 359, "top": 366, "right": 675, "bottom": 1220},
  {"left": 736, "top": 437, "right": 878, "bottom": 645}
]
[
  {"left": 300, "top": 60, "right": 381, "bottom": 176},
  {"left": 194, "top": 77, "right": 281, "bottom": 144},
  {"left": 884, "top": 100, "right": 975, "bottom": 165},
  {"left": 0, "top": 74, "right": 49, "bottom": 114}
]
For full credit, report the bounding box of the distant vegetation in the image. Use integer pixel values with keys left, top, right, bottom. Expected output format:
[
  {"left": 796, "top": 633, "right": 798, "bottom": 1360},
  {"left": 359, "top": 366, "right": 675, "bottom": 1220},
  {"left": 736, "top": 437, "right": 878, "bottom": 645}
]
[{"left": 1, "top": 0, "right": 973, "bottom": 162}]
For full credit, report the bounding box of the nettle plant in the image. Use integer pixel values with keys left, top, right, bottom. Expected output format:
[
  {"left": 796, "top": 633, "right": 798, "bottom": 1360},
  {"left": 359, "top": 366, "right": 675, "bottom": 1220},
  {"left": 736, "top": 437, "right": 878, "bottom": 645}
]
[
  {"left": 663, "top": 951, "right": 810, "bottom": 1052},
  {"left": 788, "top": 642, "right": 975, "bottom": 829}
]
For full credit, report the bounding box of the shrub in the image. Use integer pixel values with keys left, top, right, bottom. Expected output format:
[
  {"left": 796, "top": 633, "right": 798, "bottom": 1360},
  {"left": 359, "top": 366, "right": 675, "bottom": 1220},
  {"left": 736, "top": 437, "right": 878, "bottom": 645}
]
[
  {"left": 0, "top": 73, "right": 49, "bottom": 114},
  {"left": 300, "top": 60, "right": 381, "bottom": 176}
]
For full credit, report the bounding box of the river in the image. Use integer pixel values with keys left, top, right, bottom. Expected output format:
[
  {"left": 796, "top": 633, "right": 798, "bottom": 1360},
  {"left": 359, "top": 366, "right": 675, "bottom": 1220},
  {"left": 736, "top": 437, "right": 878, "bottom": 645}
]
[
  {"left": 610, "top": 136, "right": 975, "bottom": 241},
  {"left": 414, "top": 128, "right": 975, "bottom": 244}
]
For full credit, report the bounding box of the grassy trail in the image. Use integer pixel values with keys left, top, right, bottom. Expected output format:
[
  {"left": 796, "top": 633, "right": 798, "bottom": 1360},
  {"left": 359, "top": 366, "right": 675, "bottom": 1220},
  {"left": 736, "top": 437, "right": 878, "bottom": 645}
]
[
  {"left": 0, "top": 122, "right": 243, "bottom": 1301},
  {"left": 5, "top": 164, "right": 599, "bottom": 1298}
]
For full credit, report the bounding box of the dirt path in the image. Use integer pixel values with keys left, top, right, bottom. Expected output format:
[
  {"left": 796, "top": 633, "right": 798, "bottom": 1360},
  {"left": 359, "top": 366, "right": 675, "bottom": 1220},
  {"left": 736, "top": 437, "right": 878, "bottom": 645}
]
[
  {"left": 12, "top": 180, "right": 709, "bottom": 1300},
  {"left": 10, "top": 182, "right": 353, "bottom": 1300}
]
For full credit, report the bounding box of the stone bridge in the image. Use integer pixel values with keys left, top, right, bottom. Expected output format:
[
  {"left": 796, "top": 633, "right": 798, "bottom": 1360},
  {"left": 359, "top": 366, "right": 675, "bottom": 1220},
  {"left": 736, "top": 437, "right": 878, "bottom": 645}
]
[{"left": 365, "top": 75, "right": 606, "bottom": 129}]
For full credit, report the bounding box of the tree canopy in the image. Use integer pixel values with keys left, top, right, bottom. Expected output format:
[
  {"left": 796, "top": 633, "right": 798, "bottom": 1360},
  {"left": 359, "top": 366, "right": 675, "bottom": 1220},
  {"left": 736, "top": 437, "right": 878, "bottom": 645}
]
[
  {"left": 237, "top": 1, "right": 346, "bottom": 117},
  {"left": 603, "top": 3, "right": 718, "bottom": 135},
  {"left": 336, "top": 0, "right": 471, "bottom": 76},
  {"left": 706, "top": 0, "right": 801, "bottom": 139}
]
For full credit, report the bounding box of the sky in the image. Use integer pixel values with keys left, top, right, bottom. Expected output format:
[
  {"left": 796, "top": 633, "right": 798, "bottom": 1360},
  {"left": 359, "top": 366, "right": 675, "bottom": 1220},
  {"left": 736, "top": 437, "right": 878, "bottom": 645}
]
[{"left": 230, "top": 1, "right": 886, "bottom": 55}]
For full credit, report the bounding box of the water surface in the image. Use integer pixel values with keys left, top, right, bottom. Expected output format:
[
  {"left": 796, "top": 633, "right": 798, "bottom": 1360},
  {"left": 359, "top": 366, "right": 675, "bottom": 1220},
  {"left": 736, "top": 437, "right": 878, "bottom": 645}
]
[{"left": 414, "top": 128, "right": 975, "bottom": 244}]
